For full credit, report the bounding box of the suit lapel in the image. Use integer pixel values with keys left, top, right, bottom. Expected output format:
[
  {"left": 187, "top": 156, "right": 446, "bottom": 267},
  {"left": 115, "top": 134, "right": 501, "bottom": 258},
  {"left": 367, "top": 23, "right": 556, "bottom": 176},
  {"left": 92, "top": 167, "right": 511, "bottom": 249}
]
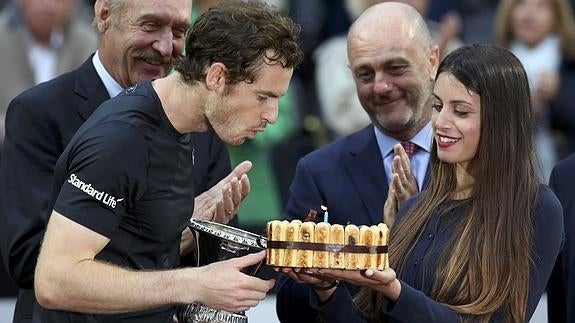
[
  {"left": 342, "top": 126, "right": 389, "bottom": 225},
  {"left": 73, "top": 56, "right": 110, "bottom": 121}
]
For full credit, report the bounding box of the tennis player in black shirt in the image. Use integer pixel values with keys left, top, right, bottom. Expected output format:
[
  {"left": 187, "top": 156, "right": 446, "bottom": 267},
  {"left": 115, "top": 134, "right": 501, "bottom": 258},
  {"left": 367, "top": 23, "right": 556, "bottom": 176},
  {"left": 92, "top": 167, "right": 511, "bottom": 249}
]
[{"left": 32, "top": 1, "right": 303, "bottom": 322}]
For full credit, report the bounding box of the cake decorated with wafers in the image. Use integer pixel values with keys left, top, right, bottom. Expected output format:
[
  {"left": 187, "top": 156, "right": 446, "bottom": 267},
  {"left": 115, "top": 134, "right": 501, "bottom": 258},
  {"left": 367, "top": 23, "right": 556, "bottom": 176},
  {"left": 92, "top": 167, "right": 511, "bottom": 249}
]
[{"left": 265, "top": 220, "right": 389, "bottom": 270}]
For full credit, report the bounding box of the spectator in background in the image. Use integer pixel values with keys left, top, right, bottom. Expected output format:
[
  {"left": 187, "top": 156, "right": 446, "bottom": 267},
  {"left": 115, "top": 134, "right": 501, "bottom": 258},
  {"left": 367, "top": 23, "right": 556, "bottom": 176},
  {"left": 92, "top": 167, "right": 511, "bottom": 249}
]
[
  {"left": 459, "top": 0, "right": 499, "bottom": 44},
  {"left": 191, "top": 0, "right": 220, "bottom": 22},
  {"left": 548, "top": 153, "right": 575, "bottom": 323},
  {"left": 427, "top": 0, "right": 499, "bottom": 44},
  {"left": 551, "top": 53, "right": 575, "bottom": 158},
  {"left": 285, "top": 0, "right": 349, "bottom": 149},
  {"left": 0, "top": 0, "right": 95, "bottom": 300},
  {"left": 0, "top": 0, "right": 8, "bottom": 11},
  {"left": 193, "top": 0, "right": 289, "bottom": 21},
  {"left": 313, "top": 0, "right": 377, "bottom": 138},
  {"left": 495, "top": 0, "right": 575, "bottom": 181},
  {"left": 398, "top": 0, "right": 462, "bottom": 59},
  {"left": 0, "top": 0, "right": 97, "bottom": 150},
  {"left": 532, "top": 0, "right": 575, "bottom": 158}
]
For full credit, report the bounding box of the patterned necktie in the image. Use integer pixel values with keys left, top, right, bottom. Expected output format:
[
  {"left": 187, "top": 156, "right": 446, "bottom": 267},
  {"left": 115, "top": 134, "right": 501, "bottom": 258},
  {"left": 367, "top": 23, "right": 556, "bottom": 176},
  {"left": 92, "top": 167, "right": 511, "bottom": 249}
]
[{"left": 401, "top": 141, "right": 418, "bottom": 159}]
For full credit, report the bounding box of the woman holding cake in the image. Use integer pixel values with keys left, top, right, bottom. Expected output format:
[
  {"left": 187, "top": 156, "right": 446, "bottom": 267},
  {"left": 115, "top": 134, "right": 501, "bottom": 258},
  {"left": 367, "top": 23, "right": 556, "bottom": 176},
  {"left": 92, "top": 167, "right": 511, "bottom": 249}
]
[{"left": 286, "top": 44, "right": 564, "bottom": 322}]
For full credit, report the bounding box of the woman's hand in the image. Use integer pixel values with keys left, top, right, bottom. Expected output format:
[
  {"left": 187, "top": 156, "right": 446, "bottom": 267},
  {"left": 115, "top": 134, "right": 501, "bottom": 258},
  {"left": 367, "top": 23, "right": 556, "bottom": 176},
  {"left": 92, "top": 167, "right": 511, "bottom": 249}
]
[{"left": 309, "top": 267, "right": 402, "bottom": 302}]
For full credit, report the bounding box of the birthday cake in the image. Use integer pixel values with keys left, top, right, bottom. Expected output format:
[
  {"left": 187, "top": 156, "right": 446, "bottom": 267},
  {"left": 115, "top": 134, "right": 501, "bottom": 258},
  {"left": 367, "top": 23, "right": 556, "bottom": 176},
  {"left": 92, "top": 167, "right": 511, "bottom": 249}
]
[{"left": 265, "top": 219, "right": 389, "bottom": 270}]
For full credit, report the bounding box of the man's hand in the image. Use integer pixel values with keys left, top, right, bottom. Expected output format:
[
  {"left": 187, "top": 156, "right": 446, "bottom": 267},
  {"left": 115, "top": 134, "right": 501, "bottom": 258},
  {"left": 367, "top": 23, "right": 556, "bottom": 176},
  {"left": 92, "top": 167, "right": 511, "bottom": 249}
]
[
  {"left": 384, "top": 144, "right": 418, "bottom": 227},
  {"left": 383, "top": 184, "right": 398, "bottom": 228},
  {"left": 193, "top": 251, "right": 274, "bottom": 313},
  {"left": 193, "top": 161, "right": 252, "bottom": 224},
  {"left": 391, "top": 144, "right": 419, "bottom": 202}
]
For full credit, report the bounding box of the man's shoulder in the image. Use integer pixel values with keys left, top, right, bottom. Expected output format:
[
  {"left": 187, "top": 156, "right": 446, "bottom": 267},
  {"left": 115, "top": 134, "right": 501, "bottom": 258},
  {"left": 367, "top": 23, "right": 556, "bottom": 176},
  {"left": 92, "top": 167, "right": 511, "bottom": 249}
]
[
  {"left": 536, "top": 184, "right": 560, "bottom": 206},
  {"left": 64, "top": 119, "right": 150, "bottom": 168},
  {"left": 13, "top": 68, "right": 81, "bottom": 106},
  {"left": 9, "top": 60, "right": 96, "bottom": 118},
  {"left": 553, "top": 153, "right": 575, "bottom": 176},
  {"left": 550, "top": 153, "right": 575, "bottom": 193},
  {"left": 302, "top": 125, "right": 374, "bottom": 163},
  {"left": 5, "top": 73, "right": 79, "bottom": 128}
]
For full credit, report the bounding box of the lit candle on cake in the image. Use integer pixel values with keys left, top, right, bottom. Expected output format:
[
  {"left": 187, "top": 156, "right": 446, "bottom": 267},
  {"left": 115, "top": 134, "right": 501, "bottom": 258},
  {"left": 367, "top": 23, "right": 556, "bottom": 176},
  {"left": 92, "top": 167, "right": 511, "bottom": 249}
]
[{"left": 321, "top": 205, "right": 329, "bottom": 223}]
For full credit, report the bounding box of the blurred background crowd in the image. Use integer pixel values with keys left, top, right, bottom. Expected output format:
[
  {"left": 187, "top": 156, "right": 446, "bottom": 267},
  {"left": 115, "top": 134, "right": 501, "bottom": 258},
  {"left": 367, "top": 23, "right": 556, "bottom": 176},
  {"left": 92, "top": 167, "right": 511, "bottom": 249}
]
[{"left": 1, "top": 0, "right": 575, "bottom": 313}]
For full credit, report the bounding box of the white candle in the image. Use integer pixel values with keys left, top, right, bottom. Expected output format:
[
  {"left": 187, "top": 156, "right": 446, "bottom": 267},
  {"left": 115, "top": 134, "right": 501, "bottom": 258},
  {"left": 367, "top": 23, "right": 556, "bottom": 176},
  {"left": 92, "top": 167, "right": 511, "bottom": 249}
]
[{"left": 321, "top": 205, "right": 329, "bottom": 223}]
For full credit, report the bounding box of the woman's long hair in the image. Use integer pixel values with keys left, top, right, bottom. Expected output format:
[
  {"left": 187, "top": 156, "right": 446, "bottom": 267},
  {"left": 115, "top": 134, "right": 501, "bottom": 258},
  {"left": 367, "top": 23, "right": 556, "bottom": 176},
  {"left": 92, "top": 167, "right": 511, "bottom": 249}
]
[{"left": 355, "top": 44, "right": 539, "bottom": 323}]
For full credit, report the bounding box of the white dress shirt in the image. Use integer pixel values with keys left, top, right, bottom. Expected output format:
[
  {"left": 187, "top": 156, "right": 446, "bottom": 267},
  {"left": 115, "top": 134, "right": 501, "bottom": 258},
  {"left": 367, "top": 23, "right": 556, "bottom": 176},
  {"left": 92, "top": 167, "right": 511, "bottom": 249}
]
[{"left": 92, "top": 50, "right": 124, "bottom": 98}]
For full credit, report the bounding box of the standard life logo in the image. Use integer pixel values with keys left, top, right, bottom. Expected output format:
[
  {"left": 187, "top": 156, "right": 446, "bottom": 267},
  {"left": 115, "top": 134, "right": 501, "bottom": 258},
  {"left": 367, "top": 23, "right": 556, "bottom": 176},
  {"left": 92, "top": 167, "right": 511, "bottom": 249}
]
[{"left": 67, "top": 173, "right": 122, "bottom": 209}]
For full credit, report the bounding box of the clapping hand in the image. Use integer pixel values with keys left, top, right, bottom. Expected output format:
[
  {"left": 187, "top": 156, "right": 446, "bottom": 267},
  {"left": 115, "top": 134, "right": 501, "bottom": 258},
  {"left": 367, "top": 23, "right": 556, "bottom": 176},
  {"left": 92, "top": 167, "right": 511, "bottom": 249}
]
[
  {"left": 384, "top": 144, "right": 418, "bottom": 228},
  {"left": 193, "top": 161, "right": 252, "bottom": 224}
]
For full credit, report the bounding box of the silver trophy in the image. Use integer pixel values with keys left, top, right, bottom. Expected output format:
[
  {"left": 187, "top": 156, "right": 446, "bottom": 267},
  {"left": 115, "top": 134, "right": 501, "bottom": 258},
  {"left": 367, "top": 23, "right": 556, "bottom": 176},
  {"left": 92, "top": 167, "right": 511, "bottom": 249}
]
[{"left": 176, "top": 219, "right": 267, "bottom": 323}]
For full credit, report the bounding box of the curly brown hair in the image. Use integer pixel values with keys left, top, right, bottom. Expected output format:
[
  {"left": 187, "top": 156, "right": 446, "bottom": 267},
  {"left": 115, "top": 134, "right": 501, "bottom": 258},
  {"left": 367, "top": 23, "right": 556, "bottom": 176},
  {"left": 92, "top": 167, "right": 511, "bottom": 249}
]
[{"left": 174, "top": 0, "right": 303, "bottom": 85}]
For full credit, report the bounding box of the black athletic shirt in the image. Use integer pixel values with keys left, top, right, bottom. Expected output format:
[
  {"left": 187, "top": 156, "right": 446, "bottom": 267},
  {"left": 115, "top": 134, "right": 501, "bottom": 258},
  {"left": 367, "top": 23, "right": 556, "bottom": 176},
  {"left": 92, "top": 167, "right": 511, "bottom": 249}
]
[{"left": 36, "top": 81, "right": 195, "bottom": 322}]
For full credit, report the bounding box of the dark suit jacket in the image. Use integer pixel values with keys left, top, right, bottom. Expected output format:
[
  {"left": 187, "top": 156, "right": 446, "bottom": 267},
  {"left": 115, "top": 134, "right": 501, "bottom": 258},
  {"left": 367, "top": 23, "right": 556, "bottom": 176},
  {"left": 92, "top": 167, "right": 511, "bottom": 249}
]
[
  {"left": 548, "top": 153, "right": 575, "bottom": 323},
  {"left": 0, "top": 57, "right": 231, "bottom": 322},
  {"left": 276, "top": 125, "right": 430, "bottom": 323},
  {"left": 551, "top": 58, "right": 575, "bottom": 157}
]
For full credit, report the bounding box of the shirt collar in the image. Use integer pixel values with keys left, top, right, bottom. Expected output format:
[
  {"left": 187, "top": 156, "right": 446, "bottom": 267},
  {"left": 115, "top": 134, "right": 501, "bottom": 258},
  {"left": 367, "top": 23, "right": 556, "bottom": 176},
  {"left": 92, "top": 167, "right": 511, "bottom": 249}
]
[
  {"left": 92, "top": 50, "right": 124, "bottom": 98},
  {"left": 374, "top": 122, "right": 433, "bottom": 157},
  {"left": 410, "top": 122, "right": 434, "bottom": 153}
]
